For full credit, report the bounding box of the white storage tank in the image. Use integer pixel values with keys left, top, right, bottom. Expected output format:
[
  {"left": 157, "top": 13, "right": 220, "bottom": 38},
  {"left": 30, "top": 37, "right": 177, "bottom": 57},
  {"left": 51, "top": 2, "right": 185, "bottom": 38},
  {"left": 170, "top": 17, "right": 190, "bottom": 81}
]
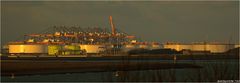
[
  {"left": 149, "top": 42, "right": 162, "bottom": 50},
  {"left": 9, "top": 44, "right": 48, "bottom": 54},
  {"left": 179, "top": 45, "right": 192, "bottom": 51},
  {"left": 150, "top": 44, "right": 160, "bottom": 50},
  {"left": 138, "top": 44, "right": 149, "bottom": 49},
  {"left": 79, "top": 44, "right": 106, "bottom": 53},
  {"left": 164, "top": 44, "right": 192, "bottom": 51},
  {"left": 164, "top": 44, "right": 180, "bottom": 51},
  {"left": 124, "top": 44, "right": 136, "bottom": 49},
  {"left": 122, "top": 44, "right": 137, "bottom": 52},
  {"left": 162, "top": 43, "right": 235, "bottom": 53},
  {"left": 235, "top": 44, "right": 240, "bottom": 48},
  {"left": 206, "top": 44, "right": 234, "bottom": 53},
  {"left": 191, "top": 44, "right": 207, "bottom": 51}
]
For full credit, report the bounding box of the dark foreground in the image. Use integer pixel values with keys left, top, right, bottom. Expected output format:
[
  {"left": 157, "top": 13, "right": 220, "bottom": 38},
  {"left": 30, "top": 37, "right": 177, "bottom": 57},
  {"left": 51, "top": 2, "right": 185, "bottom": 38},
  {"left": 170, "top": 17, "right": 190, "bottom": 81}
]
[
  {"left": 1, "top": 54, "right": 238, "bottom": 76},
  {"left": 1, "top": 54, "right": 239, "bottom": 82},
  {"left": 1, "top": 53, "right": 239, "bottom": 60},
  {"left": 1, "top": 60, "right": 201, "bottom": 76},
  {"left": 1, "top": 59, "right": 239, "bottom": 82}
]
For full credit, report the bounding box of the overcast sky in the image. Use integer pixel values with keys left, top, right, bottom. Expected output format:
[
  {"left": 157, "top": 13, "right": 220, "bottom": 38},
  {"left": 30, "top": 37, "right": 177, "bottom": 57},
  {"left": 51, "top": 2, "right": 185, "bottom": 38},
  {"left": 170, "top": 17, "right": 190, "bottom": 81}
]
[{"left": 1, "top": 1, "right": 239, "bottom": 45}]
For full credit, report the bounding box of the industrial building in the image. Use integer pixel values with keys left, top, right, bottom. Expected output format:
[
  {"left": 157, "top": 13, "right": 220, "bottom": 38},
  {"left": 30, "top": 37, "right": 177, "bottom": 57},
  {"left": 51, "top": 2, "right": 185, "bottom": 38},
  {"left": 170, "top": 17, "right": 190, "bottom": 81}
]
[
  {"left": 4, "top": 16, "right": 160, "bottom": 56},
  {"left": 2, "top": 16, "right": 238, "bottom": 56}
]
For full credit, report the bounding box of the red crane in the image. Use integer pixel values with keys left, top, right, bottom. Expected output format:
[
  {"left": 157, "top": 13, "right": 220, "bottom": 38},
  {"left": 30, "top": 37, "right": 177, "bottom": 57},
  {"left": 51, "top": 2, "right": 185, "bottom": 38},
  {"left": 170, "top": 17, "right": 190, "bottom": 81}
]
[{"left": 109, "top": 16, "right": 116, "bottom": 36}]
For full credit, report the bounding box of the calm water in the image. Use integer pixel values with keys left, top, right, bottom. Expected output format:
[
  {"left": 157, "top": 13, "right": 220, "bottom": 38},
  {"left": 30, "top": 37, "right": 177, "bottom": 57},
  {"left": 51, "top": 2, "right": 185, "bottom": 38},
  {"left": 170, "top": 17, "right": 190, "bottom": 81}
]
[{"left": 1, "top": 60, "right": 239, "bottom": 82}]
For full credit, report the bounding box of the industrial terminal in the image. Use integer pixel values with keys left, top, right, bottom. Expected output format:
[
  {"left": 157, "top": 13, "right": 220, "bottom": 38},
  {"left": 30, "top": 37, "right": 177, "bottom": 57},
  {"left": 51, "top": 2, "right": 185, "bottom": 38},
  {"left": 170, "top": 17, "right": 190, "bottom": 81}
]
[
  {"left": 1, "top": 16, "right": 239, "bottom": 79},
  {"left": 1, "top": 1, "right": 239, "bottom": 82},
  {"left": 0, "top": 16, "right": 239, "bottom": 57}
]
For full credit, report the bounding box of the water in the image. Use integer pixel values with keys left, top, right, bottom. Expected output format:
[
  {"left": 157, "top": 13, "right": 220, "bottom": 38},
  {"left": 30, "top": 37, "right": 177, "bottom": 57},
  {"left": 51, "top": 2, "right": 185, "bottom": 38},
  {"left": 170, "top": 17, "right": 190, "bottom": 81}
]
[{"left": 1, "top": 60, "right": 239, "bottom": 82}]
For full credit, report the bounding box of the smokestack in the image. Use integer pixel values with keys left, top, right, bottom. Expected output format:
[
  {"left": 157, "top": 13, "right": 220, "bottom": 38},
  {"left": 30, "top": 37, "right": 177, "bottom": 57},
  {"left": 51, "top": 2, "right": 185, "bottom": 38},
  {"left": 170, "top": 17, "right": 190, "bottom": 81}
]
[{"left": 109, "top": 16, "right": 116, "bottom": 36}]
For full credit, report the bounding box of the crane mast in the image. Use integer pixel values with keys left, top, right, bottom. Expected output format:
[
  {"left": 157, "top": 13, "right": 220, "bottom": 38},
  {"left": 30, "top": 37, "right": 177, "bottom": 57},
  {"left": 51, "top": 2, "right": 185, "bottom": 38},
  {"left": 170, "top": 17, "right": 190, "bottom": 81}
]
[{"left": 109, "top": 16, "right": 116, "bottom": 36}]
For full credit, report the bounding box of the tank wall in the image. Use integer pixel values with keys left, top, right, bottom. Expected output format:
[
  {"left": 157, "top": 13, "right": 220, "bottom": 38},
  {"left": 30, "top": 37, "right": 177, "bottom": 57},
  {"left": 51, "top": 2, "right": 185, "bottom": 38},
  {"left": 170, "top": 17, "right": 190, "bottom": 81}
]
[
  {"left": 235, "top": 45, "right": 240, "bottom": 48},
  {"left": 164, "top": 45, "right": 181, "bottom": 51},
  {"left": 191, "top": 45, "right": 207, "bottom": 51},
  {"left": 206, "top": 44, "right": 235, "bottom": 53},
  {"left": 80, "top": 45, "right": 106, "bottom": 53},
  {"left": 122, "top": 44, "right": 137, "bottom": 52},
  {"left": 9, "top": 45, "right": 48, "bottom": 53},
  {"left": 164, "top": 44, "right": 235, "bottom": 53},
  {"left": 150, "top": 45, "right": 161, "bottom": 50},
  {"left": 164, "top": 44, "right": 192, "bottom": 51},
  {"left": 138, "top": 45, "right": 149, "bottom": 49}
]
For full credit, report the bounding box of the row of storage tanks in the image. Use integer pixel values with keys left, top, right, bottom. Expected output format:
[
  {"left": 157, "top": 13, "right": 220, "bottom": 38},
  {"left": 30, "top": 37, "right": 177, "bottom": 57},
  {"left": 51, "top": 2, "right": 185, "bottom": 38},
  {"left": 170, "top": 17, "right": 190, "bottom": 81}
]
[
  {"left": 163, "top": 43, "right": 239, "bottom": 53},
  {"left": 8, "top": 44, "right": 107, "bottom": 55},
  {"left": 7, "top": 43, "right": 239, "bottom": 55},
  {"left": 7, "top": 43, "right": 161, "bottom": 55}
]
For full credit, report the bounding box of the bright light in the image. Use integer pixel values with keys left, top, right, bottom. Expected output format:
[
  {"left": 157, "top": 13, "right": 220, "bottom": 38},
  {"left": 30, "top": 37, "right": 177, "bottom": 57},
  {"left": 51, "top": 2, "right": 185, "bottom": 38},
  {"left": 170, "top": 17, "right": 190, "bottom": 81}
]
[{"left": 131, "top": 40, "right": 137, "bottom": 43}]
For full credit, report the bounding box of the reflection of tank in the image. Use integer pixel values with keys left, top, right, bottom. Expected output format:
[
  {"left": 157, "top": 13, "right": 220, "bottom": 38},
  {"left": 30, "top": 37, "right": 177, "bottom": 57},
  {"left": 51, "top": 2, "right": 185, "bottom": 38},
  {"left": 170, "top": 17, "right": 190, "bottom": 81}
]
[
  {"left": 79, "top": 45, "right": 106, "bottom": 54},
  {"left": 9, "top": 44, "right": 48, "bottom": 54}
]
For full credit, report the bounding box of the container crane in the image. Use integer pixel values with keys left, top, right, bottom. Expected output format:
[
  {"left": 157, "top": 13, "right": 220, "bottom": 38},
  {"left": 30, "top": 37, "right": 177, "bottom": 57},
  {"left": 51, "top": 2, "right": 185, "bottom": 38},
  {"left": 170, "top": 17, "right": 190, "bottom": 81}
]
[{"left": 109, "top": 16, "right": 116, "bottom": 36}]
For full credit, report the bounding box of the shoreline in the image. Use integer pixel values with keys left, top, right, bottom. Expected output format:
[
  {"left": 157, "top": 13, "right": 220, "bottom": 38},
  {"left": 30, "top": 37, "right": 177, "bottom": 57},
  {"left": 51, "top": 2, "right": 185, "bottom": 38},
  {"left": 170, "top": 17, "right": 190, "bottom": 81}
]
[{"left": 1, "top": 54, "right": 239, "bottom": 60}]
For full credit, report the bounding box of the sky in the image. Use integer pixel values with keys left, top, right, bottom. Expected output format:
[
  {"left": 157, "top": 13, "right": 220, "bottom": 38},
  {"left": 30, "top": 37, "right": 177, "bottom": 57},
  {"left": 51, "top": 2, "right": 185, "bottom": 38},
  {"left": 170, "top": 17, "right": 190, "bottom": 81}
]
[{"left": 1, "top": 1, "right": 239, "bottom": 46}]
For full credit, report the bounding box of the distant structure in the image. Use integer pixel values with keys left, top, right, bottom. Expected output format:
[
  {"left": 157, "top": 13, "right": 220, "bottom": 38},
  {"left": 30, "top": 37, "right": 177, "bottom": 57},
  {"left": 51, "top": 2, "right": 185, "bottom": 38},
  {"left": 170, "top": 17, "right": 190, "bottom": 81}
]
[
  {"left": 234, "top": 44, "right": 240, "bottom": 48},
  {"left": 1, "top": 16, "right": 238, "bottom": 56},
  {"left": 5, "top": 16, "right": 160, "bottom": 56},
  {"left": 163, "top": 42, "right": 236, "bottom": 54}
]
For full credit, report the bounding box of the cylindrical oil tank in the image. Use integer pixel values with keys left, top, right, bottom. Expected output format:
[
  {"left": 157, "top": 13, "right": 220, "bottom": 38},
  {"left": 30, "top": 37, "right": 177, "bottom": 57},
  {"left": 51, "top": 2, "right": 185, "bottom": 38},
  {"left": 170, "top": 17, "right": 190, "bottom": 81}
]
[
  {"left": 124, "top": 44, "right": 136, "bottom": 49},
  {"left": 79, "top": 45, "right": 106, "bottom": 53},
  {"left": 179, "top": 45, "right": 192, "bottom": 51},
  {"left": 9, "top": 44, "right": 48, "bottom": 54},
  {"left": 191, "top": 44, "right": 208, "bottom": 51},
  {"left": 150, "top": 44, "right": 160, "bottom": 50},
  {"left": 164, "top": 44, "right": 192, "bottom": 51},
  {"left": 48, "top": 45, "right": 61, "bottom": 55},
  {"left": 138, "top": 44, "right": 149, "bottom": 49},
  {"left": 122, "top": 44, "right": 137, "bottom": 52},
  {"left": 206, "top": 44, "right": 234, "bottom": 53},
  {"left": 235, "top": 44, "right": 240, "bottom": 48},
  {"left": 164, "top": 44, "right": 181, "bottom": 51}
]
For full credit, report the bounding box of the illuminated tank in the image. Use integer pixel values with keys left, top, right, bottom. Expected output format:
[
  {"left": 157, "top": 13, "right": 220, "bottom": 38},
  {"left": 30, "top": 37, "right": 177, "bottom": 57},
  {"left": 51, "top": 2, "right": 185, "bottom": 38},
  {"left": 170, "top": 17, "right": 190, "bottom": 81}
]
[
  {"left": 9, "top": 44, "right": 48, "bottom": 54},
  {"left": 163, "top": 42, "right": 235, "bottom": 53}
]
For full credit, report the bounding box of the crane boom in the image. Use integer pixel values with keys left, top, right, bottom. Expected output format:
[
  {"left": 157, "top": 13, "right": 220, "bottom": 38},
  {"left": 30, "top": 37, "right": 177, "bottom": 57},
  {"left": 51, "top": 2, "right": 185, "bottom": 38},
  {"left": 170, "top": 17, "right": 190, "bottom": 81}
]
[{"left": 109, "top": 16, "right": 116, "bottom": 36}]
